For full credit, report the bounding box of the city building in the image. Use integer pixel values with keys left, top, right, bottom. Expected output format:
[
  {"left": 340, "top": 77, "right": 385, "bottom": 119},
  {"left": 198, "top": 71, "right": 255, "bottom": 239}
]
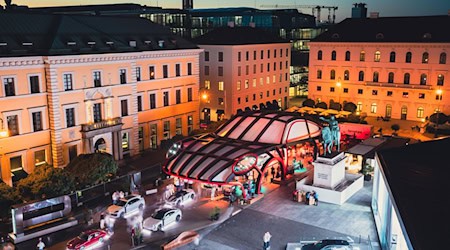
[
  {"left": 308, "top": 15, "right": 450, "bottom": 121},
  {"left": 372, "top": 137, "right": 449, "bottom": 249},
  {"left": 193, "top": 27, "right": 291, "bottom": 122},
  {"left": 0, "top": 12, "right": 202, "bottom": 186}
]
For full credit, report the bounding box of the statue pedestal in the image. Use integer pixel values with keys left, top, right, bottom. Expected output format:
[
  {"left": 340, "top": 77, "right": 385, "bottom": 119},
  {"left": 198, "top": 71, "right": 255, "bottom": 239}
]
[{"left": 313, "top": 152, "right": 346, "bottom": 189}]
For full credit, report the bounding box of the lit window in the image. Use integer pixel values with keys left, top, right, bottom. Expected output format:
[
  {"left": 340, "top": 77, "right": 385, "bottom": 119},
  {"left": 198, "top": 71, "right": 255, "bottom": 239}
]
[{"left": 218, "top": 81, "right": 224, "bottom": 91}]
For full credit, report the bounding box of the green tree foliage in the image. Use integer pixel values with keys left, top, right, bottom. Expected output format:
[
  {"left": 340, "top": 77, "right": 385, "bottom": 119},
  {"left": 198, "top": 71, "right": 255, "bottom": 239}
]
[
  {"left": 329, "top": 102, "right": 342, "bottom": 111},
  {"left": 66, "top": 153, "right": 118, "bottom": 188},
  {"left": 0, "top": 182, "right": 21, "bottom": 218},
  {"left": 429, "top": 112, "right": 448, "bottom": 125},
  {"left": 316, "top": 101, "right": 328, "bottom": 109},
  {"left": 343, "top": 102, "right": 357, "bottom": 113},
  {"left": 391, "top": 124, "right": 400, "bottom": 135},
  {"left": 16, "top": 164, "right": 75, "bottom": 201},
  {"left": 302, "top": 98, "right": 315, "bottom": 108}
]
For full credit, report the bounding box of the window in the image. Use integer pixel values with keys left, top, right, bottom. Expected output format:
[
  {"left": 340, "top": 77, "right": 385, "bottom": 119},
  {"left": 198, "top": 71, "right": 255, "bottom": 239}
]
[
  {"left": 93, "top": 103, "right": 102, "bottom": 122},
  {"left": 406, "top": 52, "right": 412, "bottom": 63},
  {"left": 374, "top": 51, "right": 381, "bottom": 62},
  {"left": 69, "top": 145, "right": 78, "bottom": 162},
  {"left": 422, "top": 52, "right": 429, "bottom": 63},
  {"left": 136, "top": 67, "right": 141, "bottom": 81},
  {"left": 343, "top": 88, "right": 348, "bottom": 93},
  {"left": 404, "top": 73, "right": 410, "bottom": 84},
  {"left": 218, "top": 52, "right": 223, "bottom": 62},
  {"left": 176, "top": 118, "right": 182, "bottom": 135},
  {"left": 286, "top": 48, "right": 289, "bottom": 57},
  {"left": 188, "top": 63, "right": 192, "bottom": 75},
  {"left": 437, "top": 74, "right": 444, "bottom": 86},
  {"left": 419, "top": 93, "right": 425, "bottom": 99},
  {"left": 372, "top": 90, "right": 378, "bottom": 95},
  {"left": 246, "top": 65, "right": 250, "bottom": 75},
  {"left": 436, "top": 94, "right": 443, "bottom": 101},
  {"left": 163, "top": 65, "right": 168, "bottom": 78},
  {"left": 388, "top": 72, "right": 394, "bottom": 83},
  {"left": 344, "top": 70, "right": 350, "bottom": 80},
  {"left": 267, "top": 50, "right": 270, "bottom": 59},
  {"left": 237, "top": 97, "right": 241, "bottom": 104},
  {"left": 371, "top": 103, "right": 377, "bottom": 113},
  {"left": 274, "top": 49, "right": 277, "bottom": 58},
  {"left": 330, "top": 87, "right": 335, "bottom": 92},
  {"left": 260, "top": 64, "right": 263, "bottom": 73},
  {"left": 29, "top": 75, "right": 40, "bottom": 93},
  {"left": 373, "top": 72, "right": 379, "bottom": 82},
  {"left": 120, "top": 69, "right": 127, "bottom": 84},
  {"left": 218, "top": 67, "right": 223, "bottom": 76},
  {"left": 34, "top": 150, "right": 46, "bottom": 167},
  {"left": 175, "top": 64, "right": 181, "bottom": 77},
  {"left": 66, "top": 108, "right": 75, "bottom": 127},
  {"left": 266, "top": 90, "right": 269, "bottom": 97},
  {"left": 358, "top": 71, "right": 364, "bottom": 81},
  {"left": 387, "top": 91, "right": 393, "bottom": 96},
  {"left": 149, "top": 93, "right": 156, "bottom": 109},
  {"left": 218, "top": 81, "right": 224, "bottom": 91},
  {"left": 254, "top": 51, "right": 257, "bottom": 60},
  {"left": 246, "top": 51, "right": 249, "bottom": 61},
  {"left": 176, "top": 89, "right": 181, "bottom": 104},
  {"left": 420, "top": 74, "right": 427, "bottom": 85},
  {"left": 266, "top": 76, "right": 270, "bottom": 84},
  {"left": 389, "top": 52, "right": 396, "bottom": 62},
  {"left": 273, "top": 62, "right": 276, "bottom": 71},
  {"left": 163, "top": 91, "right": 169, "bottom": 106},
  {"left": 122, "top": 132, "right": 129, "bottom": 152},
  {"left": 358, "top": 89, "right": 363, "bottom": 94},
  {"left": 204, "top": 66, "right": 209, "bottom": 76},
  {"left": 218, "top": 97, "right": 224, "bottom": 105},
  {"left": 205, "top": 51, "right": 209, "bottom": 61},
  {"left": 331, "top": 50, "right": 336, "bottom": 60},
  {"left": 63, "top": 73, "right": 73, "bottom": 91},
  {"left": 260, "top": 50, "right": 264, "bottom": 59},
  {"left": 357, "top": 102, "right": 362, "bottom": 112},
  {"left": 330, "top": 70, "right": 336, "bottom": 80},
  {"left": 253, "top": 78, "right": 257, "bottom": 87},
  {"left": 360, "top": 51, "right": 365, "bottom": 61},
  {"left": 417, "top": 107, "right": 424, "bottom": 118},
  {"left": 317, "top": 86, "right": 322, "bottom": 91},
  {"left": 439, "top": 52, "right": 447, "bottom": 64},
  {"left": 93, "top": 71, "right": 101, "bottom": 87},
  {"left": 7, "top": 115, "right": 19, "bottom": 136},
  {"left": 205, "top": 80, "right": 211, "bottom": 90},
  {"left": 149, "top": 66, "right": 155, "bottom": 79},
  {"left": 150, "top": 124, "right": 157, "bottom": 149},
  {"left": 345, "top": 51, "right": 350, "bottom": 61},
  {"left": 238, "top": 52, "right": 242, "bottom": 62},
  {"left": 187, "top": 115, "right": 193, "bottom": 134},
  {"left": 317, "top": 70, "right": 322, "bottom": 79},
  {"left": 32, "top": 111, "right": 43, "bottom": 131},
  {"left": 237, "top": 80, "right": 241, "bottom": 91},
  {"left": 187, "top": 88, "right": 192, "bottom": 102},
  {"left": 403, "top": 92, "right": 409, "bottom": 98},
  {"left": 238, "top": 66, "right": 241, "bottom": 76},
  {"left": 317, "top": 50, "right": 322, "bottom": 60},
  {"left": 137, "top": 96, "right": 142, "bottom": 111},
  {"left": 253, "top": 65, "right": 257, "bottom": 74},
  {"left": 267, "top": 63, "right": 270, "bottom": 72},
  {"left": 121, "top": 99, "right": 128, "bottom": 116}
]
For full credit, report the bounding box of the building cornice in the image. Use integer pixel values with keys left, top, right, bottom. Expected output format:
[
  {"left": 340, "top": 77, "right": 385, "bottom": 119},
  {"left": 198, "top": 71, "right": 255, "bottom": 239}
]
[
  {"left": 309, "top": 42, "right": 450, "bottom": 49},
  {"left": 0, "top": 56, "right": 45, "bottom": 67}
]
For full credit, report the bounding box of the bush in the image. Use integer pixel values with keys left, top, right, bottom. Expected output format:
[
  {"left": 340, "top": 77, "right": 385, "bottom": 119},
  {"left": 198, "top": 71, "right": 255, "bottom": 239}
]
[
  {"left": 66, "top": 153, "right": 118, "bottom": 188},
  {"left": 391, "top": 124, "right": 400, "bottom": 135},
  {"left": 316, "top": 102, "right": 328, "bottom": 109},
  {"left": 302, "top": 98, "right": 315, "bottom": 108},
  {"left": 0, "top": 182, "right": 21, "bottom": 219},
  {"left": 343, "top": 102, "right": 357, "bottom": 113}
]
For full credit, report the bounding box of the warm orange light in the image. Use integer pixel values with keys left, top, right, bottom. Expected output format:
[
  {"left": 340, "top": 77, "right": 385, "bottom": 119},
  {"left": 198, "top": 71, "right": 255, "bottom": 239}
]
[
  {"left": 336, "top": 81, "right": 341, "bottom": 87},
  {"left": 0, "top": 130, "right": 8, "bottom": 138},
  {"left": 202, "top": 93, "right": 208, "bottom": 100},
  {"left": 436, "top": 89, "right": 443, "bottom": 95}
]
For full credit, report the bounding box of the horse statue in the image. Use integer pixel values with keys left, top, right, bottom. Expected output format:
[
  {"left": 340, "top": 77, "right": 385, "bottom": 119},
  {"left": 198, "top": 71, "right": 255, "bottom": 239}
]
[
  {"left": 320, "top": 115, "right": 341, "bottom": 154},
  {"left": 321, "top": 126, "right": 333, "bottom": 155}
]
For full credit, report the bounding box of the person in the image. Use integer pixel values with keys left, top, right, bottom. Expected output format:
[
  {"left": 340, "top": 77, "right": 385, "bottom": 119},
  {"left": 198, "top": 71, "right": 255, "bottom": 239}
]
[
  {"left": 37, "top": 237, "right": 45, "bottom": 250},
  {"left": 263, "top": 231, "right": 272, "bottom": 250},
  {"left": 305, "top": 192, "right": 310, "bottom": 205},
  {"left": 313, "top": 191, "right": 319, "bottom": 206},
  {"left": 119, "top": 191, "right": 125, "bottom": 199},
  {"left": 112, "top": 191, "right": 119, "bottom": 205},
  {"left": 270, "top": 167, "right": 275, "bottom": 183},
  {"left": 100, "top": 213, "right": 106, "bottom": 230}
]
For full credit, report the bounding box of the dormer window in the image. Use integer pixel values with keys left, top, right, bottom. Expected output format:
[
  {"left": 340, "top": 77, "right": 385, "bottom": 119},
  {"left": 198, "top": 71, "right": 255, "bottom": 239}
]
[
  {"left": 331, "top": 33, "right": 339, "bottom": 39},
  {"left": 106, "top": 41, "right": 114, "bottom": 45},
  {"left": 0, "top": 42, "right": 7, "bottom": 46},
  {"left": 144, "top": 40, "right": 152, "bottom": 45},
  {"left": 158, "top": 40, "right": 164, "bottom": 48},
  {"left": 22, "top": 42, "right": 33, "bottom": 46},
  {"left": 376, "top": 33, "right": 384, "bottom": 39},
  {"left": 129, "top": 40, "right": 137, "bottom": 47},
  {"left": 87, "top": 41, "right": 96, "bottom": 45},
  {"left": 67, "top": 41, "right": 76, "bottom": 46},
  {"left": 423, "top": 33, "right": 432, "bottom": 39}
]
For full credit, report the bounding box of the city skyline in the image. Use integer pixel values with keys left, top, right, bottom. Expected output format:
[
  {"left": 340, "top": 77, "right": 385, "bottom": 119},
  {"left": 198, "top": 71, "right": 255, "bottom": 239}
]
[{"left": 9, "top": 0, "right": 450, "bottom": 23}]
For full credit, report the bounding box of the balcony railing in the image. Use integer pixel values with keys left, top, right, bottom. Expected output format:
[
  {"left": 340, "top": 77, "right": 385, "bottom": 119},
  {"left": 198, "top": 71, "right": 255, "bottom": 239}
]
[
  {"left": 81, "top": 117, "right": 122, "bottom": 132},
  {"left": 366, "top": 82, "right": 434, "bottom": 90}
]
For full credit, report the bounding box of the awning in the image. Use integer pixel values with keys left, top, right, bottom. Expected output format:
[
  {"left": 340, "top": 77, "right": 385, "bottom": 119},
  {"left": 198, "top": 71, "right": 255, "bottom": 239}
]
[
  {"left": 216, "top": 109, "right": 224, "bottom": 114},
  {"left": 11, "top": 169, "right": 28, "bottom": 183}
]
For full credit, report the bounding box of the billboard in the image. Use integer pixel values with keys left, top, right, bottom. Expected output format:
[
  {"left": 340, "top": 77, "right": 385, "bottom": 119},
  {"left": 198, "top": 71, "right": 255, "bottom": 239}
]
[{"left": 339, "top": 123, "right": 373, "bottom": 140}]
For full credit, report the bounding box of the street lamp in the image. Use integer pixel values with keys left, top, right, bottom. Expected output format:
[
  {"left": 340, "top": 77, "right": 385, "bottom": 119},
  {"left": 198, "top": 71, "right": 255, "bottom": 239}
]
[
  {"left": 435, "top": 89, "right": 443, "bottom": 138},
  {"left": 336, "top": 78, "right": 342, "bottom": 106},
  {"left": 0, "top": 118, "right": 8, "bottom": 138}
]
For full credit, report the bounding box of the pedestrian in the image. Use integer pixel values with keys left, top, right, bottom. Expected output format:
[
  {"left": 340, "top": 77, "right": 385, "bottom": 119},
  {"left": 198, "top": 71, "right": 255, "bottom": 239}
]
[
  {"left": 263, "top": 231, "right": 272, "bottom": 250},
  {"left": 112, "top": 191, "right": 119, "bottom": 205},
  {"left": 37, "top": 237, "right": 45, "bottom": 250},
  {"left": 100, "top": 213, "right": 106, "bottom": 230},
  {"left": 119, "top": 190, "right": 125, "bottom": 199},
  {"left": 131, "top": 227, "right": 136, "bottom": 247},
  {"left": 270, "top": 167, "right": 275, "bottom": 183},
  {"left": 305, "top": 192, "right": 310, "bottom": 205},
  {"left": 313, "top": 191, "right": 319, "bottom": 206}
]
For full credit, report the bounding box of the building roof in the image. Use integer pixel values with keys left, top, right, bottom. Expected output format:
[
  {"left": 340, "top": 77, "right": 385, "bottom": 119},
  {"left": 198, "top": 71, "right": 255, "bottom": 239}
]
[
  {"left": 376, "top": 137, "right": 450, "bottom": 250},
  {"left": 312, "top": 15, "right": 450, "bottom": 43},
  {"left": 0, "top": 12, "right": 197, "bottom": 57},
  {"left": 192, "top": 26, "right": 288, "bottom": 45}
]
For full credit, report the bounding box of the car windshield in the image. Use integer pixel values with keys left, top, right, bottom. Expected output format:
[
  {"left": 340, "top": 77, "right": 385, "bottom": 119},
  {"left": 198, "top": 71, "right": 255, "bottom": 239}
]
[
  {"left": 152, "top": 209, "right": 168, "bottom": 219},
  {"left": 78, "top": 232, "right": 89, "bottom": 241},
  {"left": 116, "top": 200, "right": 127, "bottom": 206}
]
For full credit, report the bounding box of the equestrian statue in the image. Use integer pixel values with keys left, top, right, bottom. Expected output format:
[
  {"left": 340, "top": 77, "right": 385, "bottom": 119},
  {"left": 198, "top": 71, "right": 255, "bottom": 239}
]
[{"left": 320, "top": 116, "right": 341, "bottom": 155}]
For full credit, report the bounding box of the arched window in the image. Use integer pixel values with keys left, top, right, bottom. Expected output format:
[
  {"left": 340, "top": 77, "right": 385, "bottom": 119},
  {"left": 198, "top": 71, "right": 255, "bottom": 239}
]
[
  {"left": 344, "top": 70, "right": 350, "bottom": 80},
  {"left": 437, "top": 74, "right": 444, "bottom": 86},
  {"left": 317, "top": 69, "right": 322, "bottom": 79},
  {"left": 373, "top": 71, "right": 379, "bottom": 82},
  {"left": 345, "top": 51, "right": 351, "bottom": 61},
  {"left": 374, "top": 51, "right": 381, "bottom": 62},
  {"left": 385, "top": 104, "right": 392, "bottom": 118},
  {"left": 357, "top": 102, "right": 363, "bottom": 112},
  {"left": 406, "top": 52, "right": 412, "bottom": 63},
  {"left": 358, "top": 71, "right": 364, "bottom": 81},
  {"left": 331, "top": 50, "right": 337, "bottom": 60},
  {"left": 360, "top": 51, "right": 365, "bottom": 61},
  {"left": 422, "top": 52, "right": 429, "bottom": 63},
  {"left": 388, "top": 72, "right": 394, "bottom": 83},
  {"left": 440, "top": 52, "right": 447, "bottom": 64},
  {"left": 317, "top": 50, "right": 323, "bottom": 60},
  {"left": 417, "top": 107, "right": 424, "bottom": 118},
  {"left": 420, "top": 73, "right": 427, "bottom": 85},
  {"left": 330, "top": 69, "right": 336, "bottom": 80},
  {"left": 389, "top": 51, "right": 396, "bottom": 62},
  {"left": 371, "top": 103, "right": 377, "bottom": 114},
  {"left": 404, "top": 73, "right": 410, "bottom": 84}
]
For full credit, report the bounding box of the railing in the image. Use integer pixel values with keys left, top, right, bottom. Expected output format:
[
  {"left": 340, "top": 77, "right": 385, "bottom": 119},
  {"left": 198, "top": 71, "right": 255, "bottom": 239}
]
[
  {"left": 81, "top": 117, "right": 122, "bottom": 132},
  {"left": 366, "top": 82, "right": 434, "bottom": 90}
]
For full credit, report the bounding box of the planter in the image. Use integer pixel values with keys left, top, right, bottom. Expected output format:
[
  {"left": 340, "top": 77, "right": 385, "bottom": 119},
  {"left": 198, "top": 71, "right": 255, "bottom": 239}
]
[{"left": 364, "top": 174, "right": 372, "bottom": 181}]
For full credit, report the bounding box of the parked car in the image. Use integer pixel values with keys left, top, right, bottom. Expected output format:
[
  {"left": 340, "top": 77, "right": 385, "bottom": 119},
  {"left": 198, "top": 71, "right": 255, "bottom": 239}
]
[
  {"left": 302, "top": 239, "right": 350, "bottom": 250},
  {"left": 166, "top": 189, "right": 195, "bottom": 206},
  {"left": 66, "top": 229, "right": 109, "bottom": 250},
  {"left": 143, "top": 208, "right": 182, "bottom": 231},
  {"left": 107, "top": 194, "right": 145, "bottom": 218}
]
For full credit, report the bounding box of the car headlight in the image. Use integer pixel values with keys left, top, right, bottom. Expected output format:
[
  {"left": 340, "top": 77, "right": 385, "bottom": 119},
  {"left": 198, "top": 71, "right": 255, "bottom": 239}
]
[{"left": 166, "top": 141, "right": 182, "bottom": 159}]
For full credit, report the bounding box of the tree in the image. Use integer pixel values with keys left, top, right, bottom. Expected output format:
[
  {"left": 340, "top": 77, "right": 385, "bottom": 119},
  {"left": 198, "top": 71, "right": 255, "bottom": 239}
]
[
  {"left": 316, "top": 102, "right": 328, "bottom": 109},
  {"left": 391, "top": 124, "right": 400, "bottom": 135},
  {"left": 66, "top": 153, "right": 118, "bottom": 188},
  {"left": 343, "top": 102, "right": 357, "bottom": 113},
  {"left": 16, "top": 164, "right": 75, "bottom": 200},
  {"left": 0, "top": 182, "right": 21, "bottom": 219},
  {"left": 302, "top": 98, "right": 315, "bottom": 108},
  {"left": 429, "top": 112, "right": 448, "bottom": 125},
  {"left": 329, "top": 102, "right": 342, "bottom": 111}
]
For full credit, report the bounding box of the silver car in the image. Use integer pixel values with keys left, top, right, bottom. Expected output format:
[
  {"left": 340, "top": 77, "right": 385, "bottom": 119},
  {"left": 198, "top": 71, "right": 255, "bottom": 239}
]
[
  {"left": 143, "top": 208, "right": 182, "bottom": 231},
  {"left": 107, "top": 195, "right": 145, "bottom": 218},
  {"left": 166, "top": 189, "right": 196, "bottom": 206}
]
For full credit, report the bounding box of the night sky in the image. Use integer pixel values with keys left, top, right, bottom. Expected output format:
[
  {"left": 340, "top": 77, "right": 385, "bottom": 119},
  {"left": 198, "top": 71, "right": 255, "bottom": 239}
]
[{"left": 11, "top": 0, "right": 450, "bottom": 22}]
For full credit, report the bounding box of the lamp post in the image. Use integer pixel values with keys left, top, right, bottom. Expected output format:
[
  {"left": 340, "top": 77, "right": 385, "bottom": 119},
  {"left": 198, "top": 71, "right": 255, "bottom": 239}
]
[{"left": 435, "top": 89, "right": 443, "bottom": 138}]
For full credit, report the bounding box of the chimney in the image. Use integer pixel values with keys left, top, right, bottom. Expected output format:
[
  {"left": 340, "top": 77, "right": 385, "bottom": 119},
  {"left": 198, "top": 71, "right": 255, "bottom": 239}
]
[{"left": 369, "top": 12, "right": 379, "bottom": 18}]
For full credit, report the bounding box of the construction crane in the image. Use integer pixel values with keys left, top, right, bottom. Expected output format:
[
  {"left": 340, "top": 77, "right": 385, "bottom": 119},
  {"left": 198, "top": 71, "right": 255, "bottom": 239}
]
[{"left": 260, "top": 4, "right": 338, "bottom": 24}]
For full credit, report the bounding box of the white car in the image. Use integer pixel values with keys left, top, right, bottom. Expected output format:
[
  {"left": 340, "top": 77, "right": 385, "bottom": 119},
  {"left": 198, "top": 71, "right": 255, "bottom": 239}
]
[
  {"left": 166, "top": 189, "right": 196, "bottom": 206},
  {"left": 143, "top": 208, "right": 182, "bottom": 231},
  {"left": 107, "top": 194, "right": 145, "bottom": 218}
]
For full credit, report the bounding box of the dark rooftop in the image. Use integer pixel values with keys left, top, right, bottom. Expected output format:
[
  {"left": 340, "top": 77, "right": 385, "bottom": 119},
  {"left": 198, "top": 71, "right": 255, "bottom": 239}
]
[
  {"left": 312, "top": 15, "right": 450, "bottom": 43},
  {"left": 0, "top": 12, "right": 197, "bottom": 57},
  {"left": 192, "top": 26, "right": 289, "bottom": 45},
  {"left": 377, "top": 137, "right": 450, "bottom": 250}
]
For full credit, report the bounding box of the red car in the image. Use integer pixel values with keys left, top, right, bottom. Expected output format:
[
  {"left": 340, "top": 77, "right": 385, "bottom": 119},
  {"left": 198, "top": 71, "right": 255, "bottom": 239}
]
[{"left": 66, "top": 229, "right": 109, "bottom": 250}]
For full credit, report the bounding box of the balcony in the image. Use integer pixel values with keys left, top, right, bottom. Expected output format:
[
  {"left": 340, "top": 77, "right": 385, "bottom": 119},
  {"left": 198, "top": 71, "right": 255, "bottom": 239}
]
[
  {"left": 365, "top": 82, "right": 434, "bottom": 90},
  {"left": 81, "top": 117, "right": 122, "bottom": 132}
]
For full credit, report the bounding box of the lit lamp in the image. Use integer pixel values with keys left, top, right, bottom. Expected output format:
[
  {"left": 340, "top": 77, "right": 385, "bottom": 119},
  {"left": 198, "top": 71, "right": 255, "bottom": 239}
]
[
  {"left": 0, "top": 118, "right": 8, "bottom": 138},
  {"left": 336, "top": 78, "right": 342, "bottom": 104},
  {"left": 435, "top": 89, "right": 443, "bottom": 138}
]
